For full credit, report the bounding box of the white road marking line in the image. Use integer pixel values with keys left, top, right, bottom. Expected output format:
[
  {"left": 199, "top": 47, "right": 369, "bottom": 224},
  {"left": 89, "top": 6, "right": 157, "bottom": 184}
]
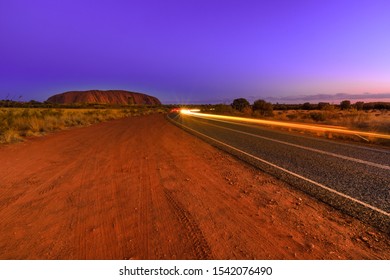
[
  {"left": 186, "top": 111, "right": 390, "bottom": 140},
  {"left": 170, "top": 117, "right": 390, "bottom": 217},
  {"left": 189, "top": 116, "right": 390, "bottom": 171},
  {"left": 190, "top": 114, "right": 390, "bottom": 154}
]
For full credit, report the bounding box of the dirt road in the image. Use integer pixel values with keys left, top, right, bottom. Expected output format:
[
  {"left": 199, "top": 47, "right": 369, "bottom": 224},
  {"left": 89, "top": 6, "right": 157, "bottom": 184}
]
[{"left": 0, "top": 114, "right": 389, "bottom": 259}]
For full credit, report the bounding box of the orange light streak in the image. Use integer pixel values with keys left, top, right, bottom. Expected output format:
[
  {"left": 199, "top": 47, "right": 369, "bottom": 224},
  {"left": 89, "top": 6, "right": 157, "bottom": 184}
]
[{"left": 181, "top": 111, "right": 390, "bottom": 140}]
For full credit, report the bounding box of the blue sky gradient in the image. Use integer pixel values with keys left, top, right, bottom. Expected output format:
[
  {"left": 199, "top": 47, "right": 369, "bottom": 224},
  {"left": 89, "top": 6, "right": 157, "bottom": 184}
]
[{"left": 1, "top": 0, "right": 390, "bottom": 104}]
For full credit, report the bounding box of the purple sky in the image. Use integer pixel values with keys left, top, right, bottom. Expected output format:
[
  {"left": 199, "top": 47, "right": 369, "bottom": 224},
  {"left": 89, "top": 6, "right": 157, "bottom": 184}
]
[{"left": 1, "top": 0, "right": 390, "bottom": 104}]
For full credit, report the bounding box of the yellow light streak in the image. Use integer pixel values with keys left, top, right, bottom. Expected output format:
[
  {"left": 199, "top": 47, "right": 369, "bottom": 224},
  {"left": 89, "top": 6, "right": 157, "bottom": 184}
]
[
  {"left": 180, "top": 108, "right": 200, "bottom": 114},
  {"left": 181, "top": 111, "right": 390, "bottom": 140}
]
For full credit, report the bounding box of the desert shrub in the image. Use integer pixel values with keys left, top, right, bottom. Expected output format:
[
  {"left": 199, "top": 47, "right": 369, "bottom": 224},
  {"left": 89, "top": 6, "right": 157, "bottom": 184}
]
[
  {"left": 12, "top": 117, "right": 30, "bottom": 131},
  {"left": 340, "top": 100, "right": 351, "bottom": 110},
  {"left": 310, "top": 112, "right": 326, "bottom": 122},
  {"left": 252, "top": 99, "right": 273, "bottom": 117},
  {"left": 322, "top": 104, "right": 335, "bottom": 111},
  {"left": 273, "top": 104, "right": 288, "bottom": 110},
  {"left": 241, "top": 106, "right": 253, "bottom": 116},
  {"left": 354, "top": 101, "right": 365, "bottom": 110},
  {"left": 0, "top": 107, "right": 167, "bottom": 144},
  {"left": 302, "top": 102, "right": 313, "bottom": 110},
  {"left": 231, "top": 98, "right": 250, "bottom": 112},
  {"left": 1, "top": 129, "right": 23, "bottom": 143},
  {"left": 214, "top": 104, "right": 235, "bottom": 114},
  {"left": 286, "top": 113, "right": 298, "bottom": 120},
  {"left": 317, "top": 102, "right": 330, "bottom": 110},
  {"left": 29, "top": 116, "right": 47, "bottom": 132}
]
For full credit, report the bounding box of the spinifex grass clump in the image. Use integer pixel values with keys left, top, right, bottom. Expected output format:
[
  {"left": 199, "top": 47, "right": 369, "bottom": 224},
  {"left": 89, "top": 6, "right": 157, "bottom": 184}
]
[
  {"left": 270, "top": 109, "right": 390, "bottom": 134},
  {"left": 0, "top": 107, "right": 166, "bottom": 143}
]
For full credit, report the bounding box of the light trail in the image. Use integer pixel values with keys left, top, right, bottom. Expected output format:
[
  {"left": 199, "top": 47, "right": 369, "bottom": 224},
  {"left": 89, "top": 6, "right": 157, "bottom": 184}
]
[
  {"left": 186, "top": 117, "right": 390, "bottom": 170},
  {"left": 169, "top": 115, "right": 390, "bottom": 218},
  {"left": 181, "top": 111, "right": 390, "bottom": 140}
]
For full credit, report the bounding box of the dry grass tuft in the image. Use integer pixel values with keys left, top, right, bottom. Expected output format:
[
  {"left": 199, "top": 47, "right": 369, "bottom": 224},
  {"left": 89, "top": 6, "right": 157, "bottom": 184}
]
[
  {"left": 0, "top": 107, "right": 166, "bottom": 144},
  {"left": 272, "top": 109, "right": 390, "bottom": 134}
]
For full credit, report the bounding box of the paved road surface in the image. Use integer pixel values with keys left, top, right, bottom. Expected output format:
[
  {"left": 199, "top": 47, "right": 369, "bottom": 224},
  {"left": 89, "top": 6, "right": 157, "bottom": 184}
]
[
  {"left": 1, "top": 114, "right": 390, "bottom": 259},
  {"left": 168, "top": 113, "right": 390, "bottom": 232}
]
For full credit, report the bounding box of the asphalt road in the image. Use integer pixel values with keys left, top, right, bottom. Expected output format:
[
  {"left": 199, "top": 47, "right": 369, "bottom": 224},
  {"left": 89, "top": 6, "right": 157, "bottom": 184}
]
[{"left": 168, "top": 112, "right": 390, "bottom": 232}]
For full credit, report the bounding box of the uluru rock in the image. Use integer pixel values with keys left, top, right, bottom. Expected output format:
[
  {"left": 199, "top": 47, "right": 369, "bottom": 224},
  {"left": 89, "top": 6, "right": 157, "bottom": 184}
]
[{"left": 46, "top": 90, "right": 161, "bottom": 105}]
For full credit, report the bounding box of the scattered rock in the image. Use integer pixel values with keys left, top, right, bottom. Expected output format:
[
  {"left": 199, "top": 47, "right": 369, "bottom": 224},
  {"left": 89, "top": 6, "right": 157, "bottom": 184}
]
[
  {"left": 361, "top": 236, "right": 369, "bottom": 242},
  {"left": 367, "top": 231, "right": 377, "bottom": 237}
]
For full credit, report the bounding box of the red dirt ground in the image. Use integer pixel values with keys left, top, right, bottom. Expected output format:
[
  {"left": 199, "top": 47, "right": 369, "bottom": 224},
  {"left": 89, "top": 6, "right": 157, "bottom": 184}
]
[{"left": 0, "top": 114, "right": 389, "bottom": 259}]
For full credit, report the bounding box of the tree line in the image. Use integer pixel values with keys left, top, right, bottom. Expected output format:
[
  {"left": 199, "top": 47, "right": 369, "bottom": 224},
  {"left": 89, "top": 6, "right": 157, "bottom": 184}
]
[{"left": 228, "top": 98, "right": 389, "bottom": 115}]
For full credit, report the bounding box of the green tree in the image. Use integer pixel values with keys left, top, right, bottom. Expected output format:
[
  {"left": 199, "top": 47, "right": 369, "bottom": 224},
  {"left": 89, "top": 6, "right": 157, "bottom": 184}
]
[{"left": 231, "top": 98, "right": 250, "bottom": 112}]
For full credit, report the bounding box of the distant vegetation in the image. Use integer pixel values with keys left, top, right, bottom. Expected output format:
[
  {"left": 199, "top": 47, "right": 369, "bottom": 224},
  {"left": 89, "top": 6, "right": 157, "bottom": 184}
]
[
  {"left": 231, "top": 98, "right": 251, "bottom": 112},
  {"left": 1, "top": 98, "right": 389, "bottom": 144},
  {"left": 271, "top": 101, "right": 390, "bottom": 111},
  {"left": 0, "top": 104, "right": 167, "bottom": 144},
  {"left": 200, "top": 99, "right": 390, "bottom": 136}
]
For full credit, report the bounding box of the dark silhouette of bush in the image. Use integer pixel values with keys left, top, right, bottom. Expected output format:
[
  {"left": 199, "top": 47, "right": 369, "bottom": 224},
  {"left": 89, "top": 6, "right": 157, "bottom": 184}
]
[
  {"left": 372, "top": 102, "right": 390, "bottom": 110},
  {"left": 286, "top": 113, "right": 298, "bottom": 120},
  {"left": 340, "top": 100, "right": 351, "bottom": 110},
  {"left": 231, "top": 98, "right": 250, "bottom": 112},
  {"left": 214, "top": 104, "right": 234, "bottom": 114},
  {"left": 252, "top": 99, "right": 273, "bottom": 116},
  {"left": 317, "top": 102, "right": 330, "bottom": 110},
  {"left": 302, "top": 102, "right": 313, "bottom": 110},
  {"left": 354, "top": 101, "right": 364, "bottom": 110},
  {"left": 273, "top": 103, "right": 288, "bottom": 110},
  {"left": 310, "top": 112, "right": 326, "bottom": 122}
]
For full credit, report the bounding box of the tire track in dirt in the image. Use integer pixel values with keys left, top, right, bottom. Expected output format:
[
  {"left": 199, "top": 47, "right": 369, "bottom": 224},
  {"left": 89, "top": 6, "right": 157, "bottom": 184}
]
[
  {"left": 154, "top": 133, "right": 270, "bottom": 259},
  {"left": 164, "top": 188, "right": 212, "bottom": 259},
  {"left": 1, "top": 170, "right": 67, "bottom": 215},
  {"left": 71, "top": 122, "right": 133, "bottom": 259},
  {"left": 136, "top": 157, "right": 152, "bottom": 258},
  {"left": 74, "top": 152, "right": 96, "bottom": 259},
  {"left": 1, "top": 114, "right": 389, "bottom": 259}
]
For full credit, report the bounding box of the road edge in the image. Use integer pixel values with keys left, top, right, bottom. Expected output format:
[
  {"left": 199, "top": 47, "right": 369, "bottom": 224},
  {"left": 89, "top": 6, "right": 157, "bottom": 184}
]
[{"left": 167, "top": 113, "right": 390, "bottom": 234}]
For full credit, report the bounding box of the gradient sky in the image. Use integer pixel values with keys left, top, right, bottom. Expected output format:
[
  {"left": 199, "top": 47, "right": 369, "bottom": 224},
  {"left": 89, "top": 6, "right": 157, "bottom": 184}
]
[{"left": 1, "top": 0, "right": 390, "bottom": 104}]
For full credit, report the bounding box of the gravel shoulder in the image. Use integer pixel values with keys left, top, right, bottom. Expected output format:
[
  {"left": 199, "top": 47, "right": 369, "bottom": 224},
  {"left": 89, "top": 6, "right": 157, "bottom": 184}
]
[{"left": 0, "top": 114, "right": 389, "bottom": 259}]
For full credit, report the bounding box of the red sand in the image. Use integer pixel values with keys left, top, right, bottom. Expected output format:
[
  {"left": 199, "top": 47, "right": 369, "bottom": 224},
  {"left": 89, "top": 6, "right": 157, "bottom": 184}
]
[{"left": 0, "top": 114, "right": 389, "bottom": 259}]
